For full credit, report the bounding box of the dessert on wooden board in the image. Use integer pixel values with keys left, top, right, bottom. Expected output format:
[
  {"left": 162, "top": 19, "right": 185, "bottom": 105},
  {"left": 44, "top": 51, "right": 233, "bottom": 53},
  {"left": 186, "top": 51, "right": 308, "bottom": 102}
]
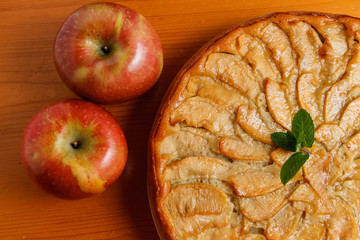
[{"left": 149, "top": 11, "right": 360, "bottom": 239}]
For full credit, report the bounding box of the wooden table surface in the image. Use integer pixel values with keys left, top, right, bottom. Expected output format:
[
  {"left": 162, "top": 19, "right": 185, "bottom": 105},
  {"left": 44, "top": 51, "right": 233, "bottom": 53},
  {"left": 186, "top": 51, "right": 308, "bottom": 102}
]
[{"left": 1, "top": 0, "right": 360, "bottom": 239}]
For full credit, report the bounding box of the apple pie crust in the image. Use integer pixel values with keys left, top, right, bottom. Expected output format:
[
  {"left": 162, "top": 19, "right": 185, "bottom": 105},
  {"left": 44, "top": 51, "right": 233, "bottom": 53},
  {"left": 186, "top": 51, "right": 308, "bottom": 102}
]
[{"left": 149, "top": 12, "right": 360, "bottom": 240}]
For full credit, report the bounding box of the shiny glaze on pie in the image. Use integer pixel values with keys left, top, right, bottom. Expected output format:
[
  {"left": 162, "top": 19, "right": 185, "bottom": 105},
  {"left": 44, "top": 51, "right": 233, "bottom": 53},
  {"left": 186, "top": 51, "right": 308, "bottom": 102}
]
[{"left": 149, "top": 12, "right": 360, "bottom": 240}]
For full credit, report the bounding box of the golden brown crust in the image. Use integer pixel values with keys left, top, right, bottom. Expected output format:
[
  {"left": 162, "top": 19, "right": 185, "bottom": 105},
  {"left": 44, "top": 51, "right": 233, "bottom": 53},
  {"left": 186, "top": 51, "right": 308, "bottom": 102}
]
[{"left": 148, "top": 11, "right": 360, "bottom": 240}]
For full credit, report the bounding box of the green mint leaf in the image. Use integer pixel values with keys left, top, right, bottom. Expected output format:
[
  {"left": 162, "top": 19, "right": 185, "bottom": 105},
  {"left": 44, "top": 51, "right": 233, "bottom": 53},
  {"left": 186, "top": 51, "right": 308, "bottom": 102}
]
[
  {"left": 296, "top": 131, "right": 306, "bottom": 149},
  {"left": 280, "top": 152, "right": 309, "bottom": 185},
  {"left": 291, "top": 109, "right": 315, "bottom": 148},
  {"left": 271, "top": 131, "right": 297, "bottom": 152},
  {"left": 271, "top": 109, "right": 315, "bottom": 184},
  {"left": 286, "top": 131, "right": 298, "bottom": 151}
]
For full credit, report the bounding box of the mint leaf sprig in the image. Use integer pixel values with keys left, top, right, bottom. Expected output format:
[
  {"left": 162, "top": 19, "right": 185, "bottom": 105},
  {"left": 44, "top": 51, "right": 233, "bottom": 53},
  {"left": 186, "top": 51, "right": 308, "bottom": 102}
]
[{"left": 271, "top": 109, "right": 315, "bottom": 185}]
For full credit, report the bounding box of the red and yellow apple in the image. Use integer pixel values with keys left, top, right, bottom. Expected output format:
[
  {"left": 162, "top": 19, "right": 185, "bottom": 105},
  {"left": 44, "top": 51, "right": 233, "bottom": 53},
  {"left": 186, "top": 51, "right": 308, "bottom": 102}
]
[
  {"left": 54, "top": 2, "right": 163, "bottom": 104},
  {"left": 21, "top": 99, "right": 128, "bottom": 199}
]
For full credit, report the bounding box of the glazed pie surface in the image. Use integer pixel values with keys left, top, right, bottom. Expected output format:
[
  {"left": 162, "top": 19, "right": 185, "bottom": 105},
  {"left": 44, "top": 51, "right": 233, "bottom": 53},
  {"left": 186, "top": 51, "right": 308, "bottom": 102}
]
[{"left": 149, "top": 12, "right": 360, "bottom": 240}]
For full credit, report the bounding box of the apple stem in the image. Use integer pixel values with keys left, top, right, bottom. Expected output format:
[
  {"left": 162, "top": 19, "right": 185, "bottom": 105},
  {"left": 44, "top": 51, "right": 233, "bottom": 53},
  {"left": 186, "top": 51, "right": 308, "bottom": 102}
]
[
  {"left": 101, "top": 45, "right": 111, "bottom": 55},
  {"left": 71, "top": 141, "right": 80, "bottom": 149}
]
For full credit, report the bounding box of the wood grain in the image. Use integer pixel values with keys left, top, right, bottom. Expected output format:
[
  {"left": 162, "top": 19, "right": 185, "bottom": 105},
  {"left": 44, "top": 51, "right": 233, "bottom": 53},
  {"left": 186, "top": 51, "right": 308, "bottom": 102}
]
[{"left": 1, "top": 0, "right": 360, "bottom": 239}]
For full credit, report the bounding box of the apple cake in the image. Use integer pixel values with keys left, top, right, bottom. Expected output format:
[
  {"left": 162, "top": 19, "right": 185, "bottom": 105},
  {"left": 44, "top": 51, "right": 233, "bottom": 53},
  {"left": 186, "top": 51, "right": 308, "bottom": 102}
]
[{"left": 148, "top": 12, "right": 360, "bottom": 240}]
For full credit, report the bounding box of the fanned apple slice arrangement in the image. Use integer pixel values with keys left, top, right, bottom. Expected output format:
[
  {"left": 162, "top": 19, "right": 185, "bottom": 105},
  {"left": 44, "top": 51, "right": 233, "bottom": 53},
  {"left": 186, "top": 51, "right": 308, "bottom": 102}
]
[
  {"left": 21, "top": 2, "right": 163, "bottom": 199},
  {"left": 149, "top": 12, "right": 360, "bottom": 240}
]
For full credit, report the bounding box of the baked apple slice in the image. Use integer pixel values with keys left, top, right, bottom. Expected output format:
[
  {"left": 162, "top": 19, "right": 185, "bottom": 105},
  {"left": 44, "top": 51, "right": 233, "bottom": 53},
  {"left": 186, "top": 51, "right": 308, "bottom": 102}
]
[{"left": 163, "top": 183, "right": 232, "bottom": 237}]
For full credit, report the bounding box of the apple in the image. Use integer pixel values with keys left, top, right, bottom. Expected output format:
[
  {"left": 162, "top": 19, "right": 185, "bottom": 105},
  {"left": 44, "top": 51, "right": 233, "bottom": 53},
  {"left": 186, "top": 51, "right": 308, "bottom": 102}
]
[
  {"left": 53, "top": 2, "right": 163, "bottom": 104},
  {"left": 21, "top": 99, "right": 128, "bottom": 199}
]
